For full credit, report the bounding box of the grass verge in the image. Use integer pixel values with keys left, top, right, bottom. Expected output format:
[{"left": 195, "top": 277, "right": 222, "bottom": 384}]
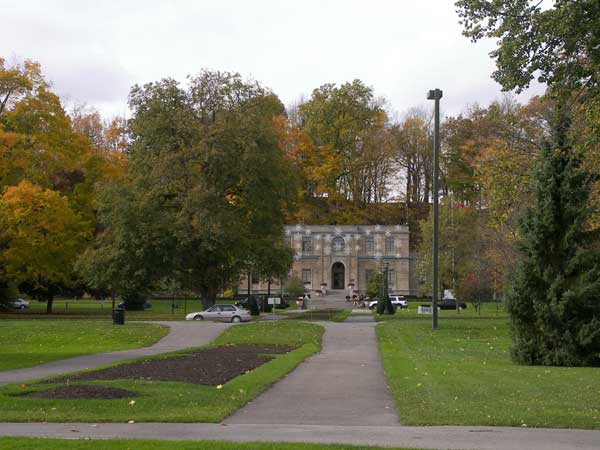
[
  {"left": 0, "top": 438, "right": 425, "bottom": 450},
  {"left": 0, "top": 321, "right": 168, "bottom": 371},
  {"left": 0, "top": 298, "right": 204, "bottom": 321},
  {"left": 375, "top": 301, "right": 507, "bottom": 321},
  {"left": 285, "top": 309, "right": 351, "bottom": 322},
  {"left": 0, "top": 321, "right": 323, "bottom": 422},
  {"left": 376, "top": 317, "right": 600, "bottom": 429}
]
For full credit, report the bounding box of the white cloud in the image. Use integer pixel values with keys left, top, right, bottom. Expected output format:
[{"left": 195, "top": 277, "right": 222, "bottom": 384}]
[{"left": 0, "top": 0, "right": 546, "bottom": 118}]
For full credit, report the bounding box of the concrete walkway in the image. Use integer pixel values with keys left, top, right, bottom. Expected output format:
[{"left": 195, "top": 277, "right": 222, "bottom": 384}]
[
  {"left": 1, "top": 422, "right": 599, "bottom": 450},
  {"left": 0, "top": 321, "right": 229, "bottom": 386},
  {"left": 226, "top": 321, "right": 398, "bottom": 426}
]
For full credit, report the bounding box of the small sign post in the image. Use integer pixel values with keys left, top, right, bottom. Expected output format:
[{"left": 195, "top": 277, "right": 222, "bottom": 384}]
[{"left": 268, "top": 297, "right": 280, "bottom": 321}]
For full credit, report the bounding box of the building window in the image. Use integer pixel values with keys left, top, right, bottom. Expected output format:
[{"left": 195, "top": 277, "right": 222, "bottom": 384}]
[
  {"left": 302, "top": 236, "right": 312, "bottom": 254},
  {"left": 387, "top": 269, "right": 395, "bottom": 287},
  {"left": 251, "top": 273, "right": 259, "bottom": 285},
  {"left": 302, "top": 269, "right": 312, "bottom": 284},
  {"left": 287, "top": 236, "right": 293, "bottom": 248},
  {"left": 366, "top": 236, "right": 374, "bottom": 255},
  {"left": 365, "top": 269, "right": 374, "bottom": 285},
  {"left": 385, "top": 237, "right": 394, "bottom": 255},
  {"left": 331, "top": 236, "right": 345, "bottom": 253}
]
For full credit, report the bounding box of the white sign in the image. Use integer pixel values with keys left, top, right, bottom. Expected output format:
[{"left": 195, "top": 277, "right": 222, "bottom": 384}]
[
  {"left": 418, "top": 305, "right": 432, "bottom": 315},
  {"left": 268, "top": 297, "right": 281, "bottom": 305}
]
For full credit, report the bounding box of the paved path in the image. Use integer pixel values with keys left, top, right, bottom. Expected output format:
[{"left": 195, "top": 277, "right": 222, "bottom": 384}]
[
  {"left": 226, "top": 321, "right": 398, "bottom": 426},
  {"left": 1, "top": 423, "right": 598, "bottom": 450},
  {"left": 0, "top": 321, "right": 229, "bottom": 386}
]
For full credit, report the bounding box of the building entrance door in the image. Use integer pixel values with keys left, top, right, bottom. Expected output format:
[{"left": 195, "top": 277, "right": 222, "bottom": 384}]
[{"left": 331, "top": 262, "right": 345, "bottom": 290}]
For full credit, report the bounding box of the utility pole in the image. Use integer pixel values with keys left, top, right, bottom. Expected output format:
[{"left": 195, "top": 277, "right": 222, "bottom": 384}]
[{"left": 427, "top": 88, "right": 443, "bottom": 330}]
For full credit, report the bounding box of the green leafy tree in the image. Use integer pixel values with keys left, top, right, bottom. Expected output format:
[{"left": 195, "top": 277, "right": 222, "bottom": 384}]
[
  {"left": 455, "top": 0, "right": 600, "bottom": 94},
  {"left": 417, "top": 197, "right": 482, "bottom": 297},
  {"left": 285, "top": 275, "right": 304, "bottom": 299},
  {"left": 506, "top": 109, "right": 600, "bottom": 366},
  {"left": 457, "top": 0, "right": 600, "bottom": 365},
  {"left": 77, "top": 181, "right": 175, "bottom": 310},
  {"left": 83, "top": 71, "right": 296, "bottom": 310},
  {"left": 366, "top": 271, "right": 381, "bottom": 299}
]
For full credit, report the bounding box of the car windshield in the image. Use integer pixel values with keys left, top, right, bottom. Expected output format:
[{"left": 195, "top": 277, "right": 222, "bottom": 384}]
[{"left": 206, "top": 306, "right": 217, "bottom": 312}]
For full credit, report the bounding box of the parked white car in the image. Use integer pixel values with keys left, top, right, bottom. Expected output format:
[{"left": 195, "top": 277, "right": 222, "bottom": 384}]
[
  {"left": 185, "top": 304, "right": 251, "bottom": 323},
  {"left": 368, "top": 296, "right": 408, "bottom": 310}
]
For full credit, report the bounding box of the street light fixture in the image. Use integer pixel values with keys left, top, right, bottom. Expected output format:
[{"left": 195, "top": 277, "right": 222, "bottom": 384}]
[{"left": 427, "top": 88, "right": 443, "bottom": 330}]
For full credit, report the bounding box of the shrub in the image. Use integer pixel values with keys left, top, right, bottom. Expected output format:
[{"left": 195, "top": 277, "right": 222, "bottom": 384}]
[{"left": 285, "top": 275, "right": 304, "bottom": 299}]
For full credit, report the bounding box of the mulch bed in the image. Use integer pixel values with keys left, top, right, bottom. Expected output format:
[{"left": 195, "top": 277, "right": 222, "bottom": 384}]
[
  {"left": 23, "top": 385, "right": 137, "bottom": 400},
  {"left": 48, "top": 344, "right": 296, "bottom": 387}
]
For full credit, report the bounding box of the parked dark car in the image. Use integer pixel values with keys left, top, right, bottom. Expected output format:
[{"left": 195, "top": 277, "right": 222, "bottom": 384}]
[
  {"left": 437, "top": 298, "right": 467, "bottom": 310},
  {"left": 117, "top": 300, "right": 152, "bottom": 310},
  {"left": 235, "top": 297, "right": 290, "bottom": 312}
]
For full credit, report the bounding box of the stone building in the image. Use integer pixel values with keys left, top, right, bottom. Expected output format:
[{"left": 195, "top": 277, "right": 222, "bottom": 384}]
[{"left": 240, "top": 224, "right": 412, "bottom": 296}]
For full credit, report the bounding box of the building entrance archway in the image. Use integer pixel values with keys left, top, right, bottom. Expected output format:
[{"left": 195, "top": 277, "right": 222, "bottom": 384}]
[{"left": 331, "top": 262, "right": 345, "bottom": 290}]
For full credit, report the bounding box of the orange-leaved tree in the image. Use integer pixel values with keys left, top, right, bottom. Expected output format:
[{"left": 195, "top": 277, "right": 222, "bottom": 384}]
[{"left": 0, "top": 181, "right": 90, "bottom": 312}]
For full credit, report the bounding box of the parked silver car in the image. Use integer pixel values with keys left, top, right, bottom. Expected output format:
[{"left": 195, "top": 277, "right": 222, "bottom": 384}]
[
  {"left": 2, "top": 298, "right": 30, "bottom": 310},
  {"left": 185, "top": 304, "right": 251, "bottom": 323}
]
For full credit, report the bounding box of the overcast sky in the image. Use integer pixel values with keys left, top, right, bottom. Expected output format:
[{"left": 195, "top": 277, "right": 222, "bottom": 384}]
[{"left": 1, "top": 0, "right": 545, "bottom": 120}]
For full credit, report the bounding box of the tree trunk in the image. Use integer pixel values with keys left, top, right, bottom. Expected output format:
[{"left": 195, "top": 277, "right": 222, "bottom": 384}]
[
  {"left": 200, "top": 290, "right": 217, "bottom": 310},
  {"left": 46, "top": 296, "right": 54, "bottom": 314}
]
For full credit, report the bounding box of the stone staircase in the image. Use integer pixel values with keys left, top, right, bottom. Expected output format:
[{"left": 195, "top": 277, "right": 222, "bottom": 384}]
[{"left": 307, "top": 291, "right": 352, "bottom": 309}]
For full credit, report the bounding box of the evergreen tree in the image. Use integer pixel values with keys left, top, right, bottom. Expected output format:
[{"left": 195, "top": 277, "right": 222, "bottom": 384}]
[{"left": 506, "top": 106, "right": 600, "bottom": 366}]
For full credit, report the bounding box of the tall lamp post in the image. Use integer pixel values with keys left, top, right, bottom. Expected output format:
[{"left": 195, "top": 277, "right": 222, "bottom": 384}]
[{"left": 427, "top": 88, "right": 443, "bottom": 330}]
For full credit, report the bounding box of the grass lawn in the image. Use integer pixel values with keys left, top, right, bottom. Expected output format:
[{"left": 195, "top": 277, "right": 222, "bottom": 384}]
[
  {"left": 377, "top": 316, "right": 600, "bottom": 429},
  {"left": 0, "top": 298, "right": 206, "bottom": 320},
  {"left": 0, "top": 320, "right": 168, "bottom": 371},
  {"left": 375, "top": 300, "right": 508, "bottom": 321},
  {"left": 0, "top": 438, "right": 425, "bottom": 450},
  {"left": 1, "top": 298, "right": 296, "bottom": 321},
  {"left": 0, "top": 321, "right": 323, "bottom": 423}
]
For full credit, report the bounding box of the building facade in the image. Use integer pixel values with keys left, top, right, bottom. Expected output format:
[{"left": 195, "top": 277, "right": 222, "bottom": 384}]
[{"left": 241, "top": 224, "right": 412, "bottom": 296}]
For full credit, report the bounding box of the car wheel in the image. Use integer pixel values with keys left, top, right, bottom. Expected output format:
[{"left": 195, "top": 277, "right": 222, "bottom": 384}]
[
  {"left": 20, "top": 305, "right": 25, "bottom": 310},
  {"left": 194, "top": 315, "right": 204, "bottom": 320},
  {"left": 231, "top": 316, "right": 241, "bottom": 323},
  {"left": 437, "top": 306, "right": 441, "bottom": 311},
  {"left": 459, "top": 306, "right": 465, "bottom": 311}
]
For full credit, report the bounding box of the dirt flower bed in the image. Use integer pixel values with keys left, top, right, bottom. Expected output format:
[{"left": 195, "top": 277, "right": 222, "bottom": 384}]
[
  {"left": 49, "top": 344, "right": 296, "bottom": 387},
  {"left": 23, "top": 385, "right": 137, "bottom": 400}
]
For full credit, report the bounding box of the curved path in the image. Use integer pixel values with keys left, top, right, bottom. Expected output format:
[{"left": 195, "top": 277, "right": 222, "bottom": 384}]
[{"left": 0, "top": 321, "right": 230, "bottom": 386}]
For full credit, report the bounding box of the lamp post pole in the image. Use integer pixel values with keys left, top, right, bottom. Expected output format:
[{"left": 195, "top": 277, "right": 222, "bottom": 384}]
[{"left": 427, "top": 88, "right": 443, "bottom": 330}]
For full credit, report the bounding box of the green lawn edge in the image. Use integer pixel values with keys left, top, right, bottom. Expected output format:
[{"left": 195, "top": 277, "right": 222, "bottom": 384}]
[
  {"left": 0, "top": 321, "right": 169, "bottom": 371},
  {"left": 0, "top": 321, "right": 324, "bottom": 423},
  {"left": 0, "top": 437, "right": 425, "bottom": 450},
  {"left": 375, "top": 317, "right": 600, "bottom": 429}
]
